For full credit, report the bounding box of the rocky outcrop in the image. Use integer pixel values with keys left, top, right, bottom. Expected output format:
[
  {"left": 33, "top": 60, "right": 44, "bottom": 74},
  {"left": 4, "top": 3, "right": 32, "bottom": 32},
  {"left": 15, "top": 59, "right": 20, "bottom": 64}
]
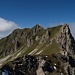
[
  {"left": 0, "top": 24, "right": 43, "bottom": 57},
  {"left": 55, "top": 24, "right": 75, "bottom": 75},
  {"left": 0, "top": 24, "right": 75, "bottom": 75},
  {"left": 39, "top": 30, "right": 50, "bottom": 44},
  {"left": 56, "top": 24, "right": 75, "bottom": 56},
  {"left": 0, "top": 55, "right": 58, "bottom": 75},
  {"left": 27, "top": 38, "right": 33, "bottom": 47},
  {"left": 32, "top": 24, "right": 43, "bottom": 36}
]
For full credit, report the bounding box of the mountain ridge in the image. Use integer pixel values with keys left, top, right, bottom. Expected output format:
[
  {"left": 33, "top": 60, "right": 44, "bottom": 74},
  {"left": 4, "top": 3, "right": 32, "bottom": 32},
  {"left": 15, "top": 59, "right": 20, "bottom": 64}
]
[
  {"left": 0, "top": 24, "right": 75, "bottom": 75},
  {"left": 0, "top": 24, "right": 62, "bottom": 57}
]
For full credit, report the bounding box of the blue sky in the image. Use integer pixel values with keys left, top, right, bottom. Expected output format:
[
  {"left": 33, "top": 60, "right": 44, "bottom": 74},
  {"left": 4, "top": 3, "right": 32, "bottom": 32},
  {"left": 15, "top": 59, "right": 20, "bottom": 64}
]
[{"left": 0, "top": 0, "right": 75, "bottom": 38}]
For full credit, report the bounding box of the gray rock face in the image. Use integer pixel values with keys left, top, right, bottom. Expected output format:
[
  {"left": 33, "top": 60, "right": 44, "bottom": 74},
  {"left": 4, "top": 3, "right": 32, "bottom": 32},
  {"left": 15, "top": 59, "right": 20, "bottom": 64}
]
[
  {"left": 39, "top": 30, "right": 50, "bottom": 44},
  {"left": 0, "top": 24, "right": 43, "bottom": 57},
  {"left": 55, "top": 24, "right": 75, "bottom": 75},
  {"left": 32, "top": 24, "right": 43, "bottom": 36},
  {"left": 56, "top": 24, "right": 75, "bottom": 56},
  {"left": 27, "top": 38, "right": 33, "bottom": 47}
]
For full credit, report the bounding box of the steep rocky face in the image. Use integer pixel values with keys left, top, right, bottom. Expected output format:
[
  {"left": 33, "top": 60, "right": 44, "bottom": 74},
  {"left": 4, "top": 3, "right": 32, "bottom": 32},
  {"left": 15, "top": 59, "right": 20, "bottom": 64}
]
[
  {"left": 0, "top": 24, "right": 75, "bottom": 75},
  {"left": 55, "top": 24, "right": 75, "bottom": 75},
  {"left": 56, "top": 24, "right": 75, "bottom": 56},
  {"left": 0, "top": 24, "right": 43, "bottom": 57}
]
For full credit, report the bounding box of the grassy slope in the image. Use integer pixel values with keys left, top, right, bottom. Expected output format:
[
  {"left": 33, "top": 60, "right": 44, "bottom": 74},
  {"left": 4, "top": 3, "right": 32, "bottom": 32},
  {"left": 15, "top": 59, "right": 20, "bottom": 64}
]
[
  {"left": 41, "top": 39, "right": 61, "bottom": 55},
  {"left": 35, "top": 25, "right": 62, "bottom": 55},
  {"left": 47, "top": 25, "right": 62, "bottom": 38}
]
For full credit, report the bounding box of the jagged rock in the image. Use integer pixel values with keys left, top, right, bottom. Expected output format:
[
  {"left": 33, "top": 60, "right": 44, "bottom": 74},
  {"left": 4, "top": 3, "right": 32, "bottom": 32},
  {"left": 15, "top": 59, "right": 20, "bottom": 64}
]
[
  {"left": 32, "top": 24, "right": 43, "bottom": 36},
  {"left": 27, "top": 38, "right": 33, "bottom": 47},
  {"left": 39, "top": 31, "right": 50, "bottom": 44},
  {"left": 39, "top": 35, "right": 46, "bottom": 43},
  {"left": 46, "top": 30, "right": 50, "bottom": 37},
  {"left": 56, "top": 24, "right": 75, "bottom": 56}
]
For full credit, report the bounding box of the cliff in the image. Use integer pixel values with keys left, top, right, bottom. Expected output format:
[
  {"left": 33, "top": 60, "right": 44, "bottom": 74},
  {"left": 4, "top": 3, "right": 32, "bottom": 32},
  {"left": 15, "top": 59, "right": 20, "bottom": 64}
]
[{"left": 0, "top": 24, "right": 75, "bottom": 75}]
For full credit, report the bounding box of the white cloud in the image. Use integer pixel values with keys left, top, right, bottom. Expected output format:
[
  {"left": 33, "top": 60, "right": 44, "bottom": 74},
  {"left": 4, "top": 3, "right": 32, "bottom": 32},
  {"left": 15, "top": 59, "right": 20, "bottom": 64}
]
[{"left": 0, "top": 17, "right": 19, "bottom": 39}]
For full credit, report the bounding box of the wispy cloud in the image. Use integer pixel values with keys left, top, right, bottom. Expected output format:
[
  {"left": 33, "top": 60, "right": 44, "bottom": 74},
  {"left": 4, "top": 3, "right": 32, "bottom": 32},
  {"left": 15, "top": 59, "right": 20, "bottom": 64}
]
[{"left": 0, "top": 17, "right": 19, "bottom": 39}]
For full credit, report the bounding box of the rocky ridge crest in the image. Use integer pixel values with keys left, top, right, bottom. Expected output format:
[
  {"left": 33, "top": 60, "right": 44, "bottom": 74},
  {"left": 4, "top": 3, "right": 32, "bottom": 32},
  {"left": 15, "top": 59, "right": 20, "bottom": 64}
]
[{"left": 0, "top": 24, "right": 75, "bottom": 75}]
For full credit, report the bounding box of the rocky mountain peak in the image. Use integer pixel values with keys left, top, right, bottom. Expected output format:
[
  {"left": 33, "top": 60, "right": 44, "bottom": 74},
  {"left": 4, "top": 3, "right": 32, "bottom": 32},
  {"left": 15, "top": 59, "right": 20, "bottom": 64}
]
[
  {"left": 61, "top": 24, "right": 70, "bottom": 34},
  {"left": 0, "top": 24, "right": 75, "bottom": 57},
  {"left": 56, "top": 24, "right": 75, "bottom": 56},
  {"left": 32, "top": 24, "right": 43, "bottom": 36},
  {"left": 0, "top": 24, "right": 75, "bottom": 75},
  {"left": 33, "top": 24, "right": 43, "bottom": 29}
]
